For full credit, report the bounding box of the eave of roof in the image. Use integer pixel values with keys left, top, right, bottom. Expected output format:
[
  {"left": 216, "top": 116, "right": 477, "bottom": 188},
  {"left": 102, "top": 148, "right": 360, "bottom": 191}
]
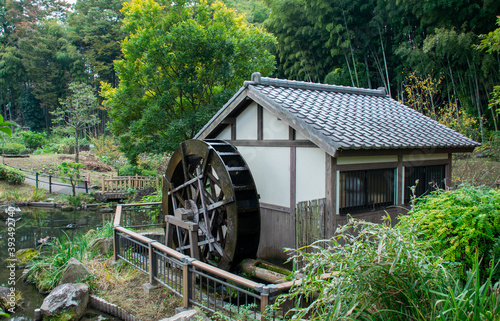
[{"left": 196, "top": 73, "right": 480, "bottom": 156}]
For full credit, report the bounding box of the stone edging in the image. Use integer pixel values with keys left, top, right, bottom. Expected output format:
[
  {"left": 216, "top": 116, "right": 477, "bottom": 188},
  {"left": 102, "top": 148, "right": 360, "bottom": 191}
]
[{"left": 89, "top": 294, "right": 139, "bottom": 321}]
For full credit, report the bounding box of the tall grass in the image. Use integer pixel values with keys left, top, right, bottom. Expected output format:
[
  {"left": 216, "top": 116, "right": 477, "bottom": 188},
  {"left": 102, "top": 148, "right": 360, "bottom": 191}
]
[
  {"left": 27, "top": 222, "right": 114, "bottom": 293},
  {"left": 273, "top": 217, "right": 500, "bottom": 321}
]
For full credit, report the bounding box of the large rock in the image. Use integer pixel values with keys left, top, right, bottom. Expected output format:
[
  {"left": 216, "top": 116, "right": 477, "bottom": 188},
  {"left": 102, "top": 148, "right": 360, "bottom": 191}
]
[
  {"left": 40, "top": 283, "right": 89, "bottom": 321},
  {"left": 88, "top": 237, "right": 113, "bottom": 256},
  {"left": 59, "top": 258, "right": 92, "bottom": 284}
]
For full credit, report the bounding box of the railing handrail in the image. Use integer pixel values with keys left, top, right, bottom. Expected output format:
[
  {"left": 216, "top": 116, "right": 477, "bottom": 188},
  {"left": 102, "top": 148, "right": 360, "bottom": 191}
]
[{"left": 112, "top": 203, "right": 292, "bottom": 320}]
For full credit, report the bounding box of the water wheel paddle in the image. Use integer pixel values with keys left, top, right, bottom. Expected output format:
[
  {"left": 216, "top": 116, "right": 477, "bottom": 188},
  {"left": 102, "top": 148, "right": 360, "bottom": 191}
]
[{"left": 162, "top": 139, "right": 260, "bottom": 271}]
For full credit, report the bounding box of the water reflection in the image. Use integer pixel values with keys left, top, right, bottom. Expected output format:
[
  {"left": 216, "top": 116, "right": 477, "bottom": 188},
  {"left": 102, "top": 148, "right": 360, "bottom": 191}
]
[{"left": 0, "top": 207, "right": 114, "bottom": 320}]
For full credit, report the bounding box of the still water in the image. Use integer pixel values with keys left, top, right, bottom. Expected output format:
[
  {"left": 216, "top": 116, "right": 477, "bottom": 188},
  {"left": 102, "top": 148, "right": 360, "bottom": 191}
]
[{"left": 0, "top": 207, "right": 117, "bottom": 320}]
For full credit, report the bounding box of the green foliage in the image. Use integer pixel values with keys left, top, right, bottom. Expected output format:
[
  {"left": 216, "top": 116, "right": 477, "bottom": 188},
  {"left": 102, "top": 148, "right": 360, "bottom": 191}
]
[
  {"left": 52, "top": 82, "right": 99, "bottom": 163},
  {"left": 20, "top": 130, "right": 48, "bottom": 150},
  {"left": 67, "top": 0, "right": 125, "bottom": 88},
  {"left": 0, "top": 307, "right": 9, "bottom": 318},
  {"left": 0, "top": 164, "right": 25, "bottom": 185},
  {"left": 275, "top": 218, "right": 448, "bottom": 320},
  {"left": 399, "top": 185, "right": 500, "bottom": 279},
  {"left": 0, "top": 114, "right": 19, "bottom": 139},
  {"left": 481, "top": 131, "right": 500, "bottom": 160},
  {"left": 102, "top": 0, "right": 276, "bottom": 164},
  {"left": 57, "top": 162, "right": 84, "bottom": 196},
  {"left": 2, "top": 142, "right": 30, "bottom": 155},
  {"left": 19, "top": 87, "right": 45, "bottom": 132},
  {"left": 118, "top": 164, "right": 157, "bottom": 177},
  {"left": 273, "top": 217, "right": 500, "bottom": 320},
  {"left": 27, "top": 232, "right": 92, "bottom": 292}
]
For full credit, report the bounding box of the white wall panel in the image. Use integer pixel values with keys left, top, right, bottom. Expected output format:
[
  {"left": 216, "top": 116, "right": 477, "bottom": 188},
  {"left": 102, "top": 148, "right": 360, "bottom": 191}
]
[
  {"left": 216, "top": 125, "right": 231, "bottom": 140},
  {"left": 237, "top": 146, "right": 290, "bottom": 207},
  {"left": 295, "top": 131, "right": 308, "bottom": 140},
  {"left": 263, "top": 108, "right": 288, "bottom": 140},
  {"left": 296, "top": 147, "right": 326, "bottom": 202},
  {"left": 337, "top": 155, "right": 398, "bottom": 165},
  {"left": 236, "top": 102, "right": 257, "bottom": 139},
  {"left": 403, "top": 153, "right": 448, "bottom": 162}
]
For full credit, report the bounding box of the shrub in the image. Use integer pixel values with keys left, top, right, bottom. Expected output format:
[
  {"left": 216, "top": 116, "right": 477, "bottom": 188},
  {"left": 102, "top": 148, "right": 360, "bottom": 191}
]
[
  {"left": 118, "top": 164, "right": 157, "bottom": 177},
  {"left": 0, "top": 164, "right": 25, "bottom": 185},
  {"left": 2, "top": 142, "right": 30, "bottom": 155},
  {"left": 274, "top": 218, "right": 449, "bottom": 320},
  {"left": 90, "top": 135, "right": 122, "bottom": 163},
  {"left": 398, "top": 185, "right": 500, "bottom": 280},
  {"left": 273, "top": 218, "right": 500, "bottom": 320},
  {"left": 20, "top": 131, "right": 48, "bottom": 150}
]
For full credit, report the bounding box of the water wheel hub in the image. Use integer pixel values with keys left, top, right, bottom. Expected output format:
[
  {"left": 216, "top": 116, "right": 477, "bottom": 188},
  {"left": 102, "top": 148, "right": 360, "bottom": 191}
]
[{"left": 162, "top": 139, "right": 260, "bottom": 271}]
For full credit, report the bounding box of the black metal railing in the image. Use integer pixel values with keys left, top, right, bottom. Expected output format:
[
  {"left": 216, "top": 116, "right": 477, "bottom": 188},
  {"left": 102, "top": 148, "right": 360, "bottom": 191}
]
[{"left": 113, "top": 203, "right": 290, "bottom": 320}]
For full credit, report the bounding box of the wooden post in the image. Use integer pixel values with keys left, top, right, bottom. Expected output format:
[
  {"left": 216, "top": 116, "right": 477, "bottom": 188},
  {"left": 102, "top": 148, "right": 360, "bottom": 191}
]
[
  {"left": 49, "top": 175, "right": 52, "bottom": 194},
  {"left": 182, "top": 257, "right": 195, "bottom": 308},
  {"left": 102, "top": 176, "right": 105, "bottom": 192},
  {"left": 35, "top": 172, "right": 39, "bottom": 189},
  {"left": 148, "top": 240, "right": 158, "bottom": 285},
  {"left": 113, "top": 228, "right": 120, "bottom": 262}
]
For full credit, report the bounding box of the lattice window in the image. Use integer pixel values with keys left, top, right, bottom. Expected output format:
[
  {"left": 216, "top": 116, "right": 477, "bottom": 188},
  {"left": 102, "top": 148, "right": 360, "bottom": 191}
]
[
  {"left": 339, "top": 168, "right": 395, "bottom": 215},
  {"left": 404, "top": 165, "right": 447, "bottom": 203}
]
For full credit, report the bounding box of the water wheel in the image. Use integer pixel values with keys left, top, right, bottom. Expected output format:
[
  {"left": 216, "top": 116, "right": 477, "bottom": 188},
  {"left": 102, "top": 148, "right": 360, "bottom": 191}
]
[{"left": 162, "top": 139, "right": 260, "bottom": 271}]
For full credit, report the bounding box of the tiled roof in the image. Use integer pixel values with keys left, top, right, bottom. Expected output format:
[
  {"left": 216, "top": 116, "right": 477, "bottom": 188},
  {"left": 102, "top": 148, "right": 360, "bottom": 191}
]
[
  {"left": 196, "top": 73, "right": 480, "bottom": 156},
  {"left": 245, "top": 73, "right": 480, "bottom": 152}
]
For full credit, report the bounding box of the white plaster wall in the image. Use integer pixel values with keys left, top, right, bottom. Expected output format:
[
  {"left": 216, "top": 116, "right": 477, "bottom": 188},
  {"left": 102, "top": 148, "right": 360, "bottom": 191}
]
[
  {"left": 216, "top": 125, "right": 231, "bottom": 140},
  {"left": 296, "top": 147, "right": 326, "bottom": 202},
  {"left": 236, "top": 102, "right": 258, "bottom": 139},
  {"left": 237, "top": 146, "right": 290, "bottom": 207},
  {"left": 403, "top": 153, "right": 448, "bottom": 162},
  {"left": 263, "top": 108, "right": 288, "bottom": 140},
  {"left": 295, "top": 131, "right": 308, "bottom": 140},
  {"left": 337, "top": 155, "right": 398, "bottom": 165}
]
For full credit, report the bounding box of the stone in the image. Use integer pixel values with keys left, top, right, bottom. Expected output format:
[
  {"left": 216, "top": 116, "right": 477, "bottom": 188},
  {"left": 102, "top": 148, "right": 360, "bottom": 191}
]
[
  {"left": 159, "top": 309, "right": 209, "bottom": 321},
  {"left": 40, "top": 283, "right": 89, "bottom": 321},
  {"left": 15, "top": 248, "right": 39, "bottom": 268},
  {"left": 142, "top": 282, "right": 161, "bottom": 294},
  {"left": 59, "top": 258, "right": 92, "bottom": 284},
  {"left": 88, "top": 237, "right": 113, "bottom": 256}
]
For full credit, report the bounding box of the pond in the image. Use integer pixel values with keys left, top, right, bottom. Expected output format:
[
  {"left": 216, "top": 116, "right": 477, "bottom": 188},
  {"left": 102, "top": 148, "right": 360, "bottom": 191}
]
[{"left": 0, "top": 206, "right": 119, "bottom": 320}]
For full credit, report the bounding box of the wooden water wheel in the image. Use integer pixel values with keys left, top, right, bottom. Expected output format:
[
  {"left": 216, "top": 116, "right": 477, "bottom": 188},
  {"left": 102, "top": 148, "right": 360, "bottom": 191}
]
[{"left": 162, "top": 139, "right": 260, "bottom": 271}]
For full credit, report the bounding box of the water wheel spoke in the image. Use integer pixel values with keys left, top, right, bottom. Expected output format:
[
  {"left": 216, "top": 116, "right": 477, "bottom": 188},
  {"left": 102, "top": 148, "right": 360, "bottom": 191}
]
[{"left": 163, "top": 139, "right": 260, "bottom": 270}]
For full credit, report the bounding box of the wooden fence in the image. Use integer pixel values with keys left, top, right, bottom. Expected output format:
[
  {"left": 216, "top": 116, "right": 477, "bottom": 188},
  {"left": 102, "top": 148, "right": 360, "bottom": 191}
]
[
  {"left": 101, "top": 174, "right": 159, "bottom": 193},
  {"left": 296, "top": 198, "right": 327, "bottom": 251}
]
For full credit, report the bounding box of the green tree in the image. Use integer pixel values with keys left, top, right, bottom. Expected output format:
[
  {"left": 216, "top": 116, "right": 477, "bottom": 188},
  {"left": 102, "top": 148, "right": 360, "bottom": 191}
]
[
  {"left": 18, "top": 20, "right": 85, "bottom": 131},
  {"left": 478, "top": 16, "right": 500, "bottom": 130},
  {"left": 51, "top": 82, "right": 99, "bottom": 163},
  {"left": 19, "top": 87, "right": 45, "bottom": 132},
  {"left": 102, "top": 0, "right": 276, "bottom": 164},
  {"left": 0, "top": 0, "right": 70, "bottom": 125},
  {"left": 67, "top": 0, "right": 126, "bottom": 88},
  {"left": 57, "top": 161, "right": 84, "bottom": 196}
]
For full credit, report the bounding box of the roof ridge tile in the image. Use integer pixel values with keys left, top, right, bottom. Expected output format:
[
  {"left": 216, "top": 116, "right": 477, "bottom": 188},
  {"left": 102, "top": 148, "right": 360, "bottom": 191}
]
[{"left": 248, "top": 72, "right": 387, "bottom": 97}]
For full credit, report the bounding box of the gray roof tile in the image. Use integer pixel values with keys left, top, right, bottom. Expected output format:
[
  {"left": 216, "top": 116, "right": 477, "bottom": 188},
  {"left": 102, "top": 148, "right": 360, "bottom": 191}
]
[{"left": 245, "top": 76, "right": 479, "bottom": 151}]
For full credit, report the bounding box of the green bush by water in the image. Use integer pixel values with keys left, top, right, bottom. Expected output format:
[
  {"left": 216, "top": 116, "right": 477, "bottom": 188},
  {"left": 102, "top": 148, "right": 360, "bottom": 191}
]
[{"left": 27, "top": 222, "right": 114, "bottom": 293}]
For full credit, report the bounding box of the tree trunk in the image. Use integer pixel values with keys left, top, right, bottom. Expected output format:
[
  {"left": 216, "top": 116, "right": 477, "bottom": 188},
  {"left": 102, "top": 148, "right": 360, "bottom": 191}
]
[{"left": 75, "top": 131, "right": 79, "bottom": 163}]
